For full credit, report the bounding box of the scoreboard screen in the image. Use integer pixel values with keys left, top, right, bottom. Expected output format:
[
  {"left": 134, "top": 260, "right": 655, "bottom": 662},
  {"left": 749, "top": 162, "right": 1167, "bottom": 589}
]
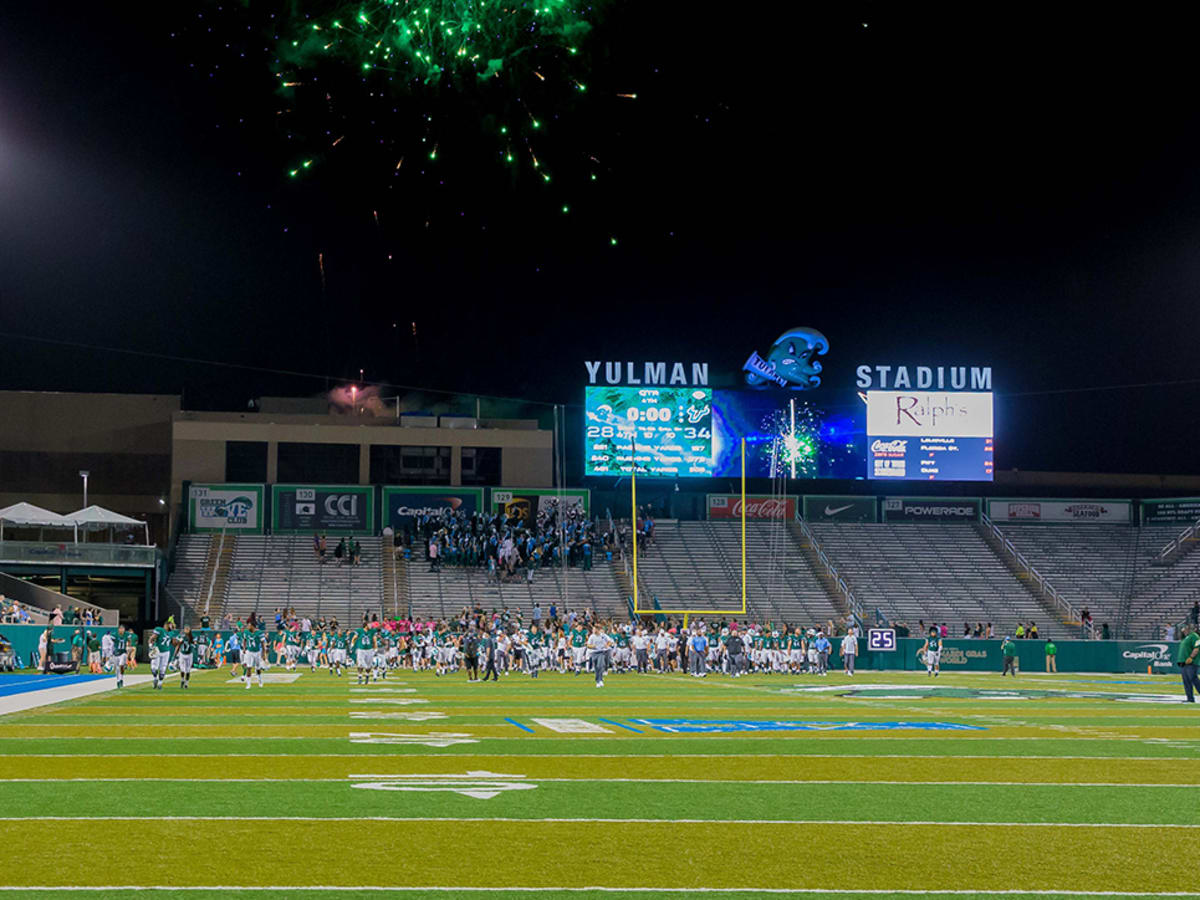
[
  {"left": 585, "top": 386, "right": 713, "bottom": 477},
  {"left": 866, "top": 390, "right": 994, "bottom": 482}
]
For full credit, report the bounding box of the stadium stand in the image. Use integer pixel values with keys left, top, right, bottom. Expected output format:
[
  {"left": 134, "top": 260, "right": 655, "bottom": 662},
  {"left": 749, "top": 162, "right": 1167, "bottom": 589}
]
[
  {"left": 402, "top": 550, "right": 622, "bottom": 621},
  {"left": 996, "top": 521, "right": 1200, "bottom": 638},
  {"left": 627, "top": 520, "right": 843, "bottom": 624},
  {"left": 805, "top": 522, "right": 1066, "bottom": 637},
  {"left": 220, "top": 535, "right": 384, "bottom": 625}
]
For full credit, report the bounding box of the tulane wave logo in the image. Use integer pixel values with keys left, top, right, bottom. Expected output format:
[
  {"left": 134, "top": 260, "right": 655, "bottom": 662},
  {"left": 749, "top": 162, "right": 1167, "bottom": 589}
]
[{"left": 743, "top": 327, "right": 828, "bottom": 391}]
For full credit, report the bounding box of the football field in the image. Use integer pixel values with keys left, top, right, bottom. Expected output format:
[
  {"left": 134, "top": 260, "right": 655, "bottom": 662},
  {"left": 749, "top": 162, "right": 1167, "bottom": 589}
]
[{"left": 0, "top": 666, "right": 1196, "bottom": 899}]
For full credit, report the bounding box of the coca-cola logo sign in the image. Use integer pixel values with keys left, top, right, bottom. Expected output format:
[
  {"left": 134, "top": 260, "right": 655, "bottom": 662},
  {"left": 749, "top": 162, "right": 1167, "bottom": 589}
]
[
  {"left": 707, "top": 495, "right": 796, "bottom": 520},
  {"left": 871, "top": 439, "right": 908, "bottom": 454}
]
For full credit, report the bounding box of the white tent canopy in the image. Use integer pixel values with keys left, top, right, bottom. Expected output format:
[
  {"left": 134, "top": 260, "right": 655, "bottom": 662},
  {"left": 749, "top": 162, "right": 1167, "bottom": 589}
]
[
  {"left": 63, "top": 505, "right": 150, "bottom": 545},
  {"left": 0, "top": 502, "right": 73, "bottom": 528},
  {"left": 0, "top": 502, "right": 77, "bottom": 541}
]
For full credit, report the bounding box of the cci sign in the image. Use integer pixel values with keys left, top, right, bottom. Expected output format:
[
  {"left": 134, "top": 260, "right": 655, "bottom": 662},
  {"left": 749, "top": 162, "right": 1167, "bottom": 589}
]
[{"left": 273, "top": 485, "right": 375, "bottom": 534}]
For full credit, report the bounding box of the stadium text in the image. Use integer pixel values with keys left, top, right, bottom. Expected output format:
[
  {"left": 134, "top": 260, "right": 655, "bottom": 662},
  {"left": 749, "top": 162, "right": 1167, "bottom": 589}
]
[
  {"left": 855, "top": 365, "right": 992, "bottom": 390},
  {"left": 584, "top": 361, "right": 709, "bottom": 386}
]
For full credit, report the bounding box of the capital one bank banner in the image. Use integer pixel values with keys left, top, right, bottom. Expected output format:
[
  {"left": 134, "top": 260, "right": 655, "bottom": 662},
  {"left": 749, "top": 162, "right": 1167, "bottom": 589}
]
[
  {"left": 382, "top": 486, "right": 484, "bottom": 531},
  {"left": 188, "top": 484, "right": 265, "bottom": 533},
  {"left": 707, "top": 494, "right": 797, "bottom": 521},
  {"left": 988, "top": 498, "right": 1133, "bottom": 524},
  {"left": 272, "top": 485, "right": 375, "bottom": 535}
]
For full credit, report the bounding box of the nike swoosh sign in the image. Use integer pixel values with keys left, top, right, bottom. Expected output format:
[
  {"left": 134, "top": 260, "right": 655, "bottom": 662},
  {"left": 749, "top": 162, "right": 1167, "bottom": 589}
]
[{"left": 824, "top": 504, "right": 854, "bottom": 516}]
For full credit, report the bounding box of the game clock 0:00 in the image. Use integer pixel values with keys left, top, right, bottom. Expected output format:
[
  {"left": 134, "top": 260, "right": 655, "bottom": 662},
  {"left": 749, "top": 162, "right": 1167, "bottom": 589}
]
[{"left": 584, "top": 386, "right": 713, "bottom": 476}]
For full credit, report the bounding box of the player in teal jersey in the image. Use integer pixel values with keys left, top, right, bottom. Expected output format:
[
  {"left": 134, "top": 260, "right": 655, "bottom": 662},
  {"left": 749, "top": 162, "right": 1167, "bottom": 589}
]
[
  {"left": 283, "top": 629, "right": 302, "bottom": 672},
  {"left": 614, "top": 629, "right": 631, "bottom": 672},
  {"left": 921, "top": 627, "right": 943, "bottom": 677},
  {"left": 330, "top": 630, "right": 348, "bottom": 677},
  {"left": 150, "top": 626, "right": 175, "bottom": 690},
  {"left": 173, "top": 626, "right": 195, "bottom": 689},
  {"left": 570, "top": 626, "right": 588, "bottom": 674},
  {"left": 240, "top": 622, "right": 265, "bottom": 689},
  {"left": 351, "top": 625, "right": 376, "bottom": 684}
]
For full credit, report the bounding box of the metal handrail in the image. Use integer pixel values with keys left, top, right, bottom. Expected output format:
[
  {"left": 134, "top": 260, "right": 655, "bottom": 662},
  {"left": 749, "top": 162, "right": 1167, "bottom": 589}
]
[
  {"left": 794, "top": 517, "right": 863, "bottom": 620},
  {"left": 979, "top": 512, "right": 1094, "bottom": 637},
  {"left": 203, "top": 530, "right": 225, "bottom": 616},
  {"left": 1155, "top": 515, "right": 1200, "bottom": 562}
]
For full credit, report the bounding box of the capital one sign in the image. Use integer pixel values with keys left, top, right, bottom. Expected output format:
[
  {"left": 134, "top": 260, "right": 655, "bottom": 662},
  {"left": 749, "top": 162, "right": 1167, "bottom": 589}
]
[{"left": 707, "top": 494, "right": 797, "bottom": 521}]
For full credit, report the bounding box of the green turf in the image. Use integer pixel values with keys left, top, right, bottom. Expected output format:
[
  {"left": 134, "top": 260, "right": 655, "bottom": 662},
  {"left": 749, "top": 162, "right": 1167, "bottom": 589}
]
[{"left": 0, "top": 667, "right": 1195, "bottom": 894}]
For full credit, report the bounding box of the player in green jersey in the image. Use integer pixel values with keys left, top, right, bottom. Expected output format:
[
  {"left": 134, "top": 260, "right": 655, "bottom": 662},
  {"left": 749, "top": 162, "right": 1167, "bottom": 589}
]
[
  {"left": 921, "top": 627, "right": 943, "bottom": 677},
  {"left": 330, "top": 630, "right": 348, "bottom": 677},
  {"left": 570, "top": 626, "right": 588, "bottom": 674},
  {"left": 240, "top": 621, "right": 265, "bottom": 689},
  {"left": 352, "top": 625, "right": 376, "bottom": 684},
  {"left": 150, "top": 626, "right": 174, "bottom": 690},
  {"left": 174, "top": 627, "right": 195, "bottom": 689},
  {"left": 283, "top": 629, "right": 302, "bottom": 672}
]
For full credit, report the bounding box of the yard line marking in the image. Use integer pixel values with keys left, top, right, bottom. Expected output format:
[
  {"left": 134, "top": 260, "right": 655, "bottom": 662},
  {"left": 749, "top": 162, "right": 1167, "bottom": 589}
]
[
  {"left": 1, "top": 889, "right": 1199, "bottom": 896},
  {"left": 0, "top": 890, "right": 1198, "bottom": 897},
  {"left": 4, "top": 753, "right": 1197, "bottom": 760},
  {"left": 2, "top": 816, "right": 1197, "bottom": 827},
  {"left": 0, "top": 778, "right": 1192, "bottom": 787}
]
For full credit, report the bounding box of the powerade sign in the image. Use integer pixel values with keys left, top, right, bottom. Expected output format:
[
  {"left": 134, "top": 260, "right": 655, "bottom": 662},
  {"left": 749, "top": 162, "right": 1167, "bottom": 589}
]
[
  {"left": 382, "top": 487, "right": 484, "bottom": 530},
  {"left": 802, "top": 495, "right": 877, "bottom": 522},
  {"left": 273, "top": 485, "right": 374, "bottom": 534},
  {"left": 188, "top": 484, "right": 265, "bottom": 533},
  {"left": 882, "top": 497, "right": 981, "bottom": 522},
  {"left": 1141, "top": 497, "right": 1200, "bottom": 525}
]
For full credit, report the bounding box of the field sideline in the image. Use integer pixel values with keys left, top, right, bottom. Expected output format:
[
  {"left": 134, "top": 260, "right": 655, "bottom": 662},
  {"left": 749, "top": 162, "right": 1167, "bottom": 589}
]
[{"left": 0, "top": 666, "right": 1194, "bottom": 899}]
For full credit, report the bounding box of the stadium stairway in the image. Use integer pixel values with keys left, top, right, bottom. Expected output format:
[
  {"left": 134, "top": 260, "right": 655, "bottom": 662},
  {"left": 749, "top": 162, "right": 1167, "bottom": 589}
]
[
  {"left": 166, "top": 534, "right": 211, "bottom": 625},
  {"left": 805, "top": 522, "right": 1067, "bottom": 637}
]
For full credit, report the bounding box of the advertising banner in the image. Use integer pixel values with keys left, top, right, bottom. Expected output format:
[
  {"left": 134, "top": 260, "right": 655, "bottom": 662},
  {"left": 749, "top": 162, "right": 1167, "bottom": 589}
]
[
  {"left": 707, "top": 494, "right": 796, "bottom": 521},
  {"left": 988, "top": 499, "right": 1134, "bottom": 524},
  {"left": 272, "top": 485, "right": 375, "bottom": 534},
  {"left": 1141, "top": 497, "right": 1200, "bottom": 525},
  {"left": 382, "top": 486, "right": 485, "bottom": 531},
  {"left": 882, "top": 496, "right": 981, "bottom": 522},
  {"left": 866, "top": 391, "right": 994, "bottom": 482},
  {"left": 491, "top": 489, "right": 590, "bottom": 526},
  {"left": 188, "top": 484, "right": 265, "bottom": 533},
  {"left": 802, "top": 495, "right": 877, "bottom": 523}
]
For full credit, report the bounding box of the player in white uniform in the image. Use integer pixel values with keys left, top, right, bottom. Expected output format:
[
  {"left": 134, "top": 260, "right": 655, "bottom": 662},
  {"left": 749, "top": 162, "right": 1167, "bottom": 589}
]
[{"left": 806, "top": 629, "right": 819, "bottom": 674}]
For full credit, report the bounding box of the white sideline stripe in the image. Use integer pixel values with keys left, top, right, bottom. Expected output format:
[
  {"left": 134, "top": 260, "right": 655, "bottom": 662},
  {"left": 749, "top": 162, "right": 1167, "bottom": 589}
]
[
  {"left": 0, "top": 777, "right": 1189, "bottom": 787},
  {"left": 1, "top": 816, "right": 1196, "bottom": 828},
  {"left": 0, "top": 675, "right": 159, "bottom": 716},
  {"left": 0, "top": 891, "right": 1197, "bottom": 897}
]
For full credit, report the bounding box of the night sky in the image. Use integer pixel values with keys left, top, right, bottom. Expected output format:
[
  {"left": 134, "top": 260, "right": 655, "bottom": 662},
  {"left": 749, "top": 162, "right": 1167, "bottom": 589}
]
[{"left": 2, "top": 4, "right": 1198, "bottom": 475}]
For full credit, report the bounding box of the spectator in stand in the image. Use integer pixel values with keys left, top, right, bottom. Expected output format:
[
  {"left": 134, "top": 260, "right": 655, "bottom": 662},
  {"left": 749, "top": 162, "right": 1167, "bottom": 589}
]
[
  {"left": 1191, "top": 602, "right": 1199, "bottom": 626},
  {"left": 312, "top": 533, "right": 321, "bottom": 561},
  {"left": 1015, "top": 623, "right": 1025, "bottom": 639},
  {"left": 1028, "top": 622, "right": 1039, "bottom": 639},
  {"left": 334, "top": 538, "right": 346, "bottom": 566},
  {"left": 51, "top": 605, "right": 63, "bottom": 627},
  {"left": 963, "top": 622, "right": 972, "bottom": 638},
  {"left": 1166, "top": 623, "right": 1177, "bottom": 641}
]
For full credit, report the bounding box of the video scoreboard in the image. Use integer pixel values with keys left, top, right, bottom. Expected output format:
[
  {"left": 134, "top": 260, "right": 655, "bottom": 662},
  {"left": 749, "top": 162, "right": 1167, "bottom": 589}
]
[
  {"left": 584, "top": 386, "right": 714, "bottom": 477},
  {"left": 865, "top": 391, "right": 994, "bottom": 482}
]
